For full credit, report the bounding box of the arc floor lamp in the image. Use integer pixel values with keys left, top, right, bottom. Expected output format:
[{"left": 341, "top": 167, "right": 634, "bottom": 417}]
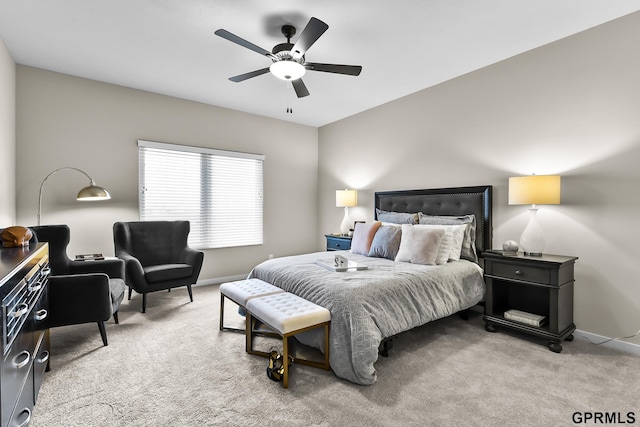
[{"left": 37, "top": 167, "right": 111, "bottom": 226}]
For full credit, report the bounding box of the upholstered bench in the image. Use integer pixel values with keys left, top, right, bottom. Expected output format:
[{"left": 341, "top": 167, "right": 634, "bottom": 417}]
[
  {"left": 219, "top": 278, "right": 285, "bottom": 332},
  {"left": 245, "top": 292, "right": 331, "bottom": 388}
]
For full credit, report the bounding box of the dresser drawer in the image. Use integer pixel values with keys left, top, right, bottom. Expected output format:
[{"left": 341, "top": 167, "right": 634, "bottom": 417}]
[
  {"left": 1, "top": 327, "right": 34, "bottom": 427},
  {"left": 33, "top": 331, "right": 50, "bottom": 401},
  {"left": 491, "top": 261, "right": 550, "bottom": 285},
  {"left": 8, "top": 365, "right": 34, "bottom": 427}
]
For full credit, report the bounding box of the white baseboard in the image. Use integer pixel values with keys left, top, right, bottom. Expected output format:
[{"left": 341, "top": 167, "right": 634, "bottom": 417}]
[
  {"left": 195, "top": 274, "right": 248, "bottom": 287},
  {"left": 574, "top": 329, "right": 640, "bottom": 356}
]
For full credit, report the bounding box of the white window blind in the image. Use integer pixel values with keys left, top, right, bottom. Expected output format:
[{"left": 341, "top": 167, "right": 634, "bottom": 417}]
[{"left": 138, "top": 140, "right": 264, "bottom": 249}]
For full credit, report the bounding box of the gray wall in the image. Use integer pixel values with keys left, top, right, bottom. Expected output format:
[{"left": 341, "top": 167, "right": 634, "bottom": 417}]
[
  {"left": 319, "top": 12, "right": 640, "bottom": 345},
  {"left": 0, "top": 39, "right": 15, "bottom": 226},
  {"left": 15, "top": 67, "right": 319, "bottom": 281}
]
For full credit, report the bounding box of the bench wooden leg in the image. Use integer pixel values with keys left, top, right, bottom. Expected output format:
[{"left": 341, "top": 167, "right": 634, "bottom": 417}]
[
  {"left": 282, "top": 334, "right": 290, "bottom": 388},
  {"left": 219, "top": 293, "right": 225, "bottom": 331},
  {"left": 246, "top": 312, "right": 253, "bottom": 354},
  {"left": 323, "top": 323, "right": 330, "bottom": 370}
]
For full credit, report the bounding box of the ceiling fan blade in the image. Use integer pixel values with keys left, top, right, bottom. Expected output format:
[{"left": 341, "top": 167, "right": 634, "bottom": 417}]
[
  {"left": 291, "top": 17, "right": 329, "bottom": 59},
  {"left": 292, "top": 79, "right": 310, "bottom": 98},
  {"left": 215, "top": 29, "right": 274, "bottom": 58},
  {"left": 305, "top": 63, "right": 362, "bottom": 76},
  {"left": 229, "top": 68, "right": 270, "bottom": 82}
]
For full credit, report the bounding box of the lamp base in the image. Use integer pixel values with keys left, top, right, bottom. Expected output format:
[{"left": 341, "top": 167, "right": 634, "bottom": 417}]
[
  {"left": 519, "top": 207, "right": 545, "bottom": 256},
  {"left": 339, "top": 207, "right": 352, "bottom": 235}
]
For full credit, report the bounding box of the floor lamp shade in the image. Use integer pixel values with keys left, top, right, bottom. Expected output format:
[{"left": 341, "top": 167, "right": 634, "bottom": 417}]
[
  {"left": 509, "top": 175, "right": 561, "bottom": 256},
  {"left": 336, "top": 189, "right": 357, "bottom": 235},
  {"left": 38, "top": 167, "right": 111, "bottom": 225}
]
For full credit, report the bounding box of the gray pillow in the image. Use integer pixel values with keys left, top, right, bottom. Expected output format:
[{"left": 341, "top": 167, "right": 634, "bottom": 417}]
[
  {"left": 418, "top": 213, "right": 477, "bottom": 262},
  {"left": 375, "top": 209, "right": 417, "bottom": 224},
  {"left": 368, "top": 225, "right": 402, "bottom": 260}
]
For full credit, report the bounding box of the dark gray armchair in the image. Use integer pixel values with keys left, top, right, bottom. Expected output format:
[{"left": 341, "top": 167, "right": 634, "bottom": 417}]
[
  {"left": 113, "top": 221, "right": 204, "bottom": 313},
  {"left": 29, "top": 225, "right": 126, "bottom": 346}
]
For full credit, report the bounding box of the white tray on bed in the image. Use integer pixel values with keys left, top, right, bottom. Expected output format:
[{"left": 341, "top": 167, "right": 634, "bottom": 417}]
[{"left": 315, "top": 259, "right": 369, "bottom": 272}]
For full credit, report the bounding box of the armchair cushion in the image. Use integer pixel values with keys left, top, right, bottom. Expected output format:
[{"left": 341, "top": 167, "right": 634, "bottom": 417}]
[{"left": 144, "top": 263, "right": 193, "bottom": 283}]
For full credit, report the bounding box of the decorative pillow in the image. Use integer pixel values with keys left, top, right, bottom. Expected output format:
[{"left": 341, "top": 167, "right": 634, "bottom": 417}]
[
  {"left": 395, "top": 224, "right": 446, "bottom": 266},
  {"left": 412, "top": 225, "right": 452, "bottom": 265},
  {"left": 413, "top": 223, "right": 467, "bottom": 262},
  {"left": 375, "top": 209, "right": 417, "bottom": 225},
  {"left": 418, "top": 213, "right": 477, "bottom": 262},
  {"left": 350, "top": 221, "right": 382, "bottom": 256},
  {"left": 368, "top": 225, "right": 402, "bottom": 260},
  {"left": 380, "top": 222, "right": 402, "bottom": 227},
  {"left": 447, "top": 224, "right": 467, "bottom": 261}
]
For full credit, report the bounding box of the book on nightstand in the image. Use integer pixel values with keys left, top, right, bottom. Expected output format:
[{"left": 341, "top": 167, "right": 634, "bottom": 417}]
[{"left": 504, "top": 309, "right": 546, "bottom": 327}]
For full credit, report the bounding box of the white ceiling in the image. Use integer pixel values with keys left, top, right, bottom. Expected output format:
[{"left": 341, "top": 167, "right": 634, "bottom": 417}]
[{"left": 1, "top": 1, "right": 639, "bottom": 127}]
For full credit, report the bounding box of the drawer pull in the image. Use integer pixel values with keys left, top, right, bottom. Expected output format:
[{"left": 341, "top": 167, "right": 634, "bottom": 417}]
[
  {"left": 11, "top": 303, "right": 29, "bottom": 318},
  {"left": 37, "top": 350, "right": 50, "bottom": 364},
  {"left": 41, "top": 267, "right": 51, "bottom": 277},
  {"left": 36, "top": 309, "right": 48, "bottom": 321},
  {"left": 515, "top": 270, "right": 523, "bottom": 276},
  {"left": 14, "top": 350, "right": 31, "bottom": 370},
  {"left": 29, "top": 280, "right": 43, "bottom": 292},
  {"left": 16, "top": 408, "right": 32, "bottom": 427}
]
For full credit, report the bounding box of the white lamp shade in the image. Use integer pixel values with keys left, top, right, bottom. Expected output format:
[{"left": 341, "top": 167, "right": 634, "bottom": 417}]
[
  {"left": 509, "top": 175, "right": 561, "bottom": 205},
  {"left": 336, "top": 189, "right": 357, "bottom": 207}
]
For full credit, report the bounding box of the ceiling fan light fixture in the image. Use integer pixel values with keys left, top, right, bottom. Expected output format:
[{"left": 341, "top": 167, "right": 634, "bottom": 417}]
[{"left": 270, "top": 60, "right": 306, "bottom": 81}]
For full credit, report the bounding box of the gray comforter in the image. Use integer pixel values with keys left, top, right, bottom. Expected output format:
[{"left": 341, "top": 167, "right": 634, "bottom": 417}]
[{"left": 249, "top": 251, "right": 485, "bottom": 385}]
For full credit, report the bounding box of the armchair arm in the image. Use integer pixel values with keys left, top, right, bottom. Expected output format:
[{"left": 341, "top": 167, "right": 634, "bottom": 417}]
[
  {"left": 180, "top": 247, "right": 204, "bottom": 278},
  {"left": 117, "top": 251, "right": 149, "bottom": 293},
  {"left": 47, "top": 274, "right": 112, "bottom": 327},
  {"left": 69, "top": 257, "right": 125, "bottom": 279}
]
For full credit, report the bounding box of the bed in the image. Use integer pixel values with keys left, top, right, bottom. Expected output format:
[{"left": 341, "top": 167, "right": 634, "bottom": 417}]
[{"left": 249, "top": 186, "right": 492, "bottom": 385}]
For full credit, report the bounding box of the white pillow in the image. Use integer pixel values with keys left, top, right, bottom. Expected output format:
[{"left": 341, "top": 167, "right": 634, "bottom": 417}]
[
  {"left": 413, "top": 224, "right": 451, "bottom": 265},
  {"left": 447, "top": 224, "right": 467, "bottom": 261},
  {"left": 395, "top": 224, "right": 446, "bottom": 265},
  {"left": 414, "top": 224, "right": 466, "bottom": 262}
]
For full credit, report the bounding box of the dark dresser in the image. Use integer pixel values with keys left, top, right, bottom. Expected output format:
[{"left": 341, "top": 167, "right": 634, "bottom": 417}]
[{"left": 1, "top": 243, "right": 50, "bottom": 427}]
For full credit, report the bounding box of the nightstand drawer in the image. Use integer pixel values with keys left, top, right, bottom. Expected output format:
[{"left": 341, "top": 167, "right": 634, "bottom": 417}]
[
  {"left": 491, "top": 261, "right": 550, "bottom": 284},
  {"left": 325, "top": 235, "right": 351, "bottom": 251}
]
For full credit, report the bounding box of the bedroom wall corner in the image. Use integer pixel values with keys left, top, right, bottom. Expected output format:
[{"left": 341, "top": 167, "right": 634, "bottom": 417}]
[{"left": 0, "top": 38, "right": 16, "bottom": 227}]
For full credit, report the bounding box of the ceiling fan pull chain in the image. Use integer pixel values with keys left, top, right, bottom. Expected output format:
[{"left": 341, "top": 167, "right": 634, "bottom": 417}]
[{"left": 286, "top": 81, "right": 293, "bottom": 114}]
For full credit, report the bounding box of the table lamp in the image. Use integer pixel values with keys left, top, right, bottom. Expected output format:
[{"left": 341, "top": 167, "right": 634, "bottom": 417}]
[
  {"left": 508, "top": 175, "right": 560, "bottom": 256},
  {"left": 336, "top": 189, "right": 357, "bottom": 235}
]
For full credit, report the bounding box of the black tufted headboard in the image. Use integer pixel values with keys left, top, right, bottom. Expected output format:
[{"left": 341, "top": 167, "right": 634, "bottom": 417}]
[{"left": 374, "top": 186, "right": 493, "bottom": 255}]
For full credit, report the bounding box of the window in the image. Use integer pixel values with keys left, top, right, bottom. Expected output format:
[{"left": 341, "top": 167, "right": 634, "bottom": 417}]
[{"left": 138, "top": 140, "right": 264, "bottom": 249}]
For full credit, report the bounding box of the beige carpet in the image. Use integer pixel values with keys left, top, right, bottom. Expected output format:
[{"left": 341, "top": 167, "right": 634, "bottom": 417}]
[{"left": 31, "top": 283, "right": 639, "bottom": 427}]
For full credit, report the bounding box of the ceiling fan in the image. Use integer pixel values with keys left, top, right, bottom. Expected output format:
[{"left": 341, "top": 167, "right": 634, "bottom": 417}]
[{"left": 214, "top": 17, "right": 362, "bottom": 98}]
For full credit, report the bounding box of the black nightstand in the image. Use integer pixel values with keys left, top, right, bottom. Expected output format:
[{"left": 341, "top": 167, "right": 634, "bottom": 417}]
[
  {"left": 325, "top": 235, "right": 352, "bottom": 251},
  {"left": 482, "top": 252, "right": 578, "bottom": 353}
]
